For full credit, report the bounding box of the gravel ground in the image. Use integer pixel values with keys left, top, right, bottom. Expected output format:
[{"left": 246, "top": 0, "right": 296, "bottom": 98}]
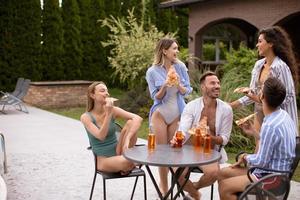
[{"left": 0, "top": 105, "right": 299, "bottom": 200}]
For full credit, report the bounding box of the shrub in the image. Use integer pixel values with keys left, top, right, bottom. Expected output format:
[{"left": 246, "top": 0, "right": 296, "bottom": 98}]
[
  {"left": 202, "top": 43, "right": 215, "bottom": 61},
  {"left": 222, "top": 44, "right": 257, "bottom": 81},
  {"left": 100, "top": 9, "right": 175, "bottom": 89},
  {"left": 119, "top": 85, "right": 151, "bottom": 119},
  {"left": 220, "top": 44, "right": 257, "bottom": 151}
]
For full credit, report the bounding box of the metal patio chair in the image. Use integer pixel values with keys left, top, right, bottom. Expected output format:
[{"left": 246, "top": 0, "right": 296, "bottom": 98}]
[
  {"left": 88, "top": 122, "right": 147, "bottom": 200},
  {"left": 237, "top": 136, "right": 300, "bottom": 200},
  {"left": 239, "top": 173, "right": 290, "bottom": 200}
]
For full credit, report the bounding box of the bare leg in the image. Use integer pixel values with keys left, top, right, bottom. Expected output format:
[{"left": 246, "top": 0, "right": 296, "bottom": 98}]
[
  {"left": 193, "top": 162, "right": 219, "bottom": 189},
  {"left": 97, "top": 155, "right": 135, "bottom": 173},
  {"left": 167, "top": 116, "right": 180, "bottom": 142},
  {"left": 117, "top": 120, "right": 138, "bottom": 155},
  {"left": 217, "top": 165, "right": 247, "bottom": 182},
  {"left": 218, "top": 174, "right": 250, "bottom": 200},
  {"left": 151, "top": 111, "right": 169, "bottom": 195},
  {"left": 177, "top": 167, "right": 200, "bottom": 200},
  {"left": 218, "top": 166, "right": 248, "bottom": 200}
]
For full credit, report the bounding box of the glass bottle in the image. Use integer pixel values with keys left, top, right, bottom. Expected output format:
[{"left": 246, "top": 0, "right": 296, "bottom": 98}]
[{"left": 204, "top": 126, "right": 211, "bottom": 153}]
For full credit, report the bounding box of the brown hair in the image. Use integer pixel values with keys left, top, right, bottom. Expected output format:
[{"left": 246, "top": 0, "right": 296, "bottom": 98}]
[
  {"left": 86, "top": 81, "right": 106, "bottom": 112},
  {"left": 153, "top": 37, "right": 179, "bottom": 66},
  {"left": 263, "top": 77, "right": 286, "bottom": 109},
  {"left": 199, "top": 71, "right": 217, "bottom": 84},
  {"left": 259, "top": 26, "right": 298, "bottom": 89}
]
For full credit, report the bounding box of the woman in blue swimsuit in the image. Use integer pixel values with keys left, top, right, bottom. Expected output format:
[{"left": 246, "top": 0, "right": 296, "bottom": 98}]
[{"left": 81, "top": 81, "right": 143, "bottom": 174}]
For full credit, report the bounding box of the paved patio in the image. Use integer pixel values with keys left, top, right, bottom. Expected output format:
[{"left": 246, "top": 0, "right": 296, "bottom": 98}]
[{"left": 0, "top": 105, "right": 299, "bottom": 199}]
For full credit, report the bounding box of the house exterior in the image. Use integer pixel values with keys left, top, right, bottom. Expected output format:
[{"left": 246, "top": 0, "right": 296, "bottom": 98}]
[{"left": 160, "top": 0, "right": 300, "bottom": 67}]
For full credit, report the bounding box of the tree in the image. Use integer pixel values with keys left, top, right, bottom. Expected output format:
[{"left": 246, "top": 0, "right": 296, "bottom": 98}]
[
  {"left": 148, "top": 0, "right": 188, "bottom": 48},
  {"left": 62, "top": 0, "right": 82, "bottom": 80},
  {"left": 87, "top": 0, "right": 113, "bottom": 83},
  {"left": 41, "top": 0, "right": 64, "bottom": 80},
  {"left": 101, "top": 10, "right": 173, "bottom": 89},
  {"left": 104, "top": 0, "right": 119, "bottom": 18},
  {"left": 176, "top": 8, "right": 188, "bottom": 47},
  {"left": 144, "top": 0, "right": 157, "bottom": 27},
  {"left": 0, "top": 0, "right": 14, "bottom": 91},
  {"left": 10, "top": 0, "right": 42, "bottom": 81},
  {"left": 78, "top": 0, "right": 93, "bottom": 80}
]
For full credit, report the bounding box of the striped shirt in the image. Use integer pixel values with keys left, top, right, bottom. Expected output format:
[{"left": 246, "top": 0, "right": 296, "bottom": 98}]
[
  {"left": 245, "top": 109, "right": 296, "bottom": 172},
  {"left": 238, "top": 56, "right": 298, "bottom": 131}
]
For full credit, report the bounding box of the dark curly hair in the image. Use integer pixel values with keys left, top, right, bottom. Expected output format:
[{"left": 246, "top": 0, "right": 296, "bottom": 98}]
[{"left": 259, "top": 26, "right": 298, "bottom": 90}]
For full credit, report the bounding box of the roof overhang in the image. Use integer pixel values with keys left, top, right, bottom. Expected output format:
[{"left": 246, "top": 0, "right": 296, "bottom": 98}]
[{"left": 159, "top": 0, "right": 210, "bottom": 9}]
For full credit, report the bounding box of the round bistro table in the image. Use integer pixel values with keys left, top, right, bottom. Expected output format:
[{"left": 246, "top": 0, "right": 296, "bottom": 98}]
[{"left": 124, "top": 144, "right": 221, "bottom": 200}]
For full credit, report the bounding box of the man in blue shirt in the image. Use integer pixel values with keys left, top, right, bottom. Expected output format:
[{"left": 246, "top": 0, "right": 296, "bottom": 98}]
[{"left": 218, "top": 77, "right": 296, "bottom": 200}]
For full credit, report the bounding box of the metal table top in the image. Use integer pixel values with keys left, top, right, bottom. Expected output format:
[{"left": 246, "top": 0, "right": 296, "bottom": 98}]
[{"left": 124, "top": 144, "right": 221, "bottom": 167}]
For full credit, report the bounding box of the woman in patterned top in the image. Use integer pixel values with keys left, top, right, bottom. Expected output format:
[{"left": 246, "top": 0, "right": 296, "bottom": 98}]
[{"left": 230, "top": 26, "right": 298, "bottom": 137}]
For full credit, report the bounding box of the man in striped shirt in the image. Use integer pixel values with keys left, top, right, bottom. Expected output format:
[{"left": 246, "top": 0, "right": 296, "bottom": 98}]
[{"left": 218, "top": 77, "right": 296, "bottom": 200}]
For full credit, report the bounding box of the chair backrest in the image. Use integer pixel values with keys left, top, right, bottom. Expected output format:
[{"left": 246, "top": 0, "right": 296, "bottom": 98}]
[
  {"left": 289, "top": 136, "right": 300, "bottom": 179},
  {"left": 11, "top": 77, "right": 24, "bottom": 96},
  {"left": 115, "top": 122, "right": 122, "bottom": 140},
  {"left": 15, "top": 79, "right": 31, "bottom": 100},
  {"left": 239, "top": 173, "right": 290, "bottom": 200}
]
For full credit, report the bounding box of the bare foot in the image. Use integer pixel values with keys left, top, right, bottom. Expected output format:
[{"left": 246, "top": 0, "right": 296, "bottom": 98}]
[
  {"left": 120, "top": 170, "right": 130, "bottom": 176},
  {"left": 120, "top": 163, "right": 137, "bottom": 175}
]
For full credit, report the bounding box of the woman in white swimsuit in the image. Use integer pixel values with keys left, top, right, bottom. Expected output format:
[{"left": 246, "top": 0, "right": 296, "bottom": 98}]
[{"left": 146, "top": 37, "right": 192, "bottom": 195}]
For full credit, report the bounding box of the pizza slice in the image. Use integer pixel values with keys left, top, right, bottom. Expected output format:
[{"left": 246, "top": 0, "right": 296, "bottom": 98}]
[
  {"left": 235, "top": 113, "right": 256, "bottom": 126},
  {"left": 166, "top": 68, "right": 179, "bottom": 86},
  {"left": 233, "top": 87, "right": 252, "bottom": 94},
  {"left": 105, "top": 97, "right": 119, "bottom": 103}
]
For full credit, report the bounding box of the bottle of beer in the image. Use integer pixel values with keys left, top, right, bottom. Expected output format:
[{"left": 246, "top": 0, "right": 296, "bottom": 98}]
[
  {"left": 148, "top": 125, "right": 155, "bottom": 150},
  {"left": 204, "top": 126, "right": 211, "bottom": 153},
  {"left": 194, "top": 124, "right": 203, "bottom": 151}
]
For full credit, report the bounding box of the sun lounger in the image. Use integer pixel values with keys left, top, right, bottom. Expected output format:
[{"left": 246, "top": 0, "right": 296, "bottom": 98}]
[
  {"left": 0, "top": 77, "right": 24, "bottom": 98},
  {"left": 0, "top": 79, "right": 31, "bottom": 114}
]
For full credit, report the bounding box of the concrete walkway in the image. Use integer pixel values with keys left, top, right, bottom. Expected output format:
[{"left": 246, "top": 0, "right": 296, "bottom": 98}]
[{"left": 0, "top": 105, "right": 299, "bottom": 200}]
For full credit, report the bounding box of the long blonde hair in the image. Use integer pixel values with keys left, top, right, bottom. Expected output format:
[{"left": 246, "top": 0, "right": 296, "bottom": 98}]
[
  {"left": 86, "top": 81, "right": 106, "bottom": 112},
  {"left": 153, "top": 37, "right": 179, "bottom": 66}
]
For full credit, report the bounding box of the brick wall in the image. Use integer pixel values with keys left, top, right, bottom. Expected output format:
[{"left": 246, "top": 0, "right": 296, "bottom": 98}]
[
  {"left": 23, "top": 81, "right": 92, "bottom": 108},
  {"left": 187, "top": 0, "right": 300, "bottom": 58}
]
